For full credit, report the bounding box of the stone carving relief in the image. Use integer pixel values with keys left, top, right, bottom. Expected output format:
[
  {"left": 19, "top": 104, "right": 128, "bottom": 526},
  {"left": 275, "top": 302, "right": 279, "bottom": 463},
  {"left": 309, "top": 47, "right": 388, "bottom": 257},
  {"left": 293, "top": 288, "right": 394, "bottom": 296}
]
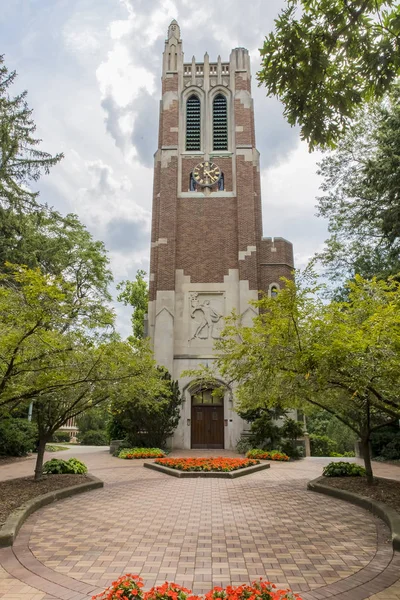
[{"left": 189, "top": 293, "right": 223, "bottom": 341}]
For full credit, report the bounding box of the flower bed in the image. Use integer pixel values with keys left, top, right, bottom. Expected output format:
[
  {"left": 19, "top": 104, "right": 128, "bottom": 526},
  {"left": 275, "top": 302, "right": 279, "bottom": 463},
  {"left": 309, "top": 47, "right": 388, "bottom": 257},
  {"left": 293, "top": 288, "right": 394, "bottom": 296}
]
[
  {"left": 118, "top": 448, "right": 165, "bottom": 459},
  {"left": 246, "top": 449, "right": 289, "bottom": 461},
  {"left": 92, "top": 574, "right": 301, "bottom": 600},
  {"left": 154, "top": 457, "right": 259, "bottom": 472}
]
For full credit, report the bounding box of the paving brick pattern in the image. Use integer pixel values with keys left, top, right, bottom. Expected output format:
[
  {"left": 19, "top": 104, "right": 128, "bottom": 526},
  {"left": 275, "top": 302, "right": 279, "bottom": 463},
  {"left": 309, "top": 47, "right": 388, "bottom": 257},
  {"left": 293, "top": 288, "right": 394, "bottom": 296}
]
[{"left": 0, "top": 448, "right": 400, "bottom": 600}]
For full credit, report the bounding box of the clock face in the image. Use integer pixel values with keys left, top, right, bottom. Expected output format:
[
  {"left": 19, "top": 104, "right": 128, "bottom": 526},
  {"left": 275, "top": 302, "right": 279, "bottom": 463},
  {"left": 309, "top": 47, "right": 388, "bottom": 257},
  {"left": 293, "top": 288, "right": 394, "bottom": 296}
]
[{"left": 192, "top": 161, "right": 221, "bottom": 187}]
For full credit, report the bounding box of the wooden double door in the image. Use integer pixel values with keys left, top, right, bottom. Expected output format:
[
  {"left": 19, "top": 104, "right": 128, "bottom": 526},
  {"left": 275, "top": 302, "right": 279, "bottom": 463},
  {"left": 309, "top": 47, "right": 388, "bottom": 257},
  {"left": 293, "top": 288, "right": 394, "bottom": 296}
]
[{"left": 191, "top": 403, "right": 224, "bottom": 449}]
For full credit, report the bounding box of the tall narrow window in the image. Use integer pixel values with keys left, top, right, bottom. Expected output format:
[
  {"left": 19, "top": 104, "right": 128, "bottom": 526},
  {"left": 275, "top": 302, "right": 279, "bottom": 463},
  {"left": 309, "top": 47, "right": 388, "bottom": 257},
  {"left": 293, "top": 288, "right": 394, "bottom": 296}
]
[
  {"left": 213, "top": 94, "right": 228, "bottom": 150},
  {"left": 186, "top": 95, "right": 201, "bottom": 151}
]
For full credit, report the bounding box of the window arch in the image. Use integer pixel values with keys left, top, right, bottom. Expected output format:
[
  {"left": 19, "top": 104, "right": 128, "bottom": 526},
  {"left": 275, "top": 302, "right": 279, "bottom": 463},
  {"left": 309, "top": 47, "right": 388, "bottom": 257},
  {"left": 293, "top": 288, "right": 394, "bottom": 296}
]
[
  {"left": 213, "top": 93, "right": 228, "bottom": 150},
  {"left": 268, "top": 282, "right": 280, "bottom": 298},
  {"left": 186, "top": 94, "right": 201, "bottom": 151}
]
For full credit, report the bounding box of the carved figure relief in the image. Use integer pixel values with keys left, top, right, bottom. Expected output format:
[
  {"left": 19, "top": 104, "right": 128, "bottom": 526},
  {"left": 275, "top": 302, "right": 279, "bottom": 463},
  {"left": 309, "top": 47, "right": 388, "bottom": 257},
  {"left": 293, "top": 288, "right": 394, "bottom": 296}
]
[{"left": 189, "top": 293, "right": 223, "bottom": 340}]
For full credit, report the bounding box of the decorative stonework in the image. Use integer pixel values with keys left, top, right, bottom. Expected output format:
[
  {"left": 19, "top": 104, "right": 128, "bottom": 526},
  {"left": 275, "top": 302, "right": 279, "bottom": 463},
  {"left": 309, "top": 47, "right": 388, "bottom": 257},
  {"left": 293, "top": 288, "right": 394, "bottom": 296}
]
[{"left": 189, "top": 292, "right": 224, "bottom": 341}]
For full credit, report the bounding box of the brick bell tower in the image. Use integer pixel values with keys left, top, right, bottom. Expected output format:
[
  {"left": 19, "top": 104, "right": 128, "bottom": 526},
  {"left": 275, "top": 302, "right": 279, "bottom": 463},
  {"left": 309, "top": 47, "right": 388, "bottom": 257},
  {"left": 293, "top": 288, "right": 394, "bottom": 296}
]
[{"left": 148, "top": 20, "right": 294, "bottom": 450}]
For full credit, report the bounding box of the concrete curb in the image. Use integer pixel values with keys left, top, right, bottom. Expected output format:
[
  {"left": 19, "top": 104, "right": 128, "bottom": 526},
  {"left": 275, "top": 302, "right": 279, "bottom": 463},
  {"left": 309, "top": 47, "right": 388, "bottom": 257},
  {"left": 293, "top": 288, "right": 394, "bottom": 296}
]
[
  {"left": 307, "top": 475, "right": 400, "bottom": 552},
  {"left": 0, "top": 474, "right": 103, "bottom": 548},
  {"left": 144, "top": 461, "right": 270, "bottom": 478}
]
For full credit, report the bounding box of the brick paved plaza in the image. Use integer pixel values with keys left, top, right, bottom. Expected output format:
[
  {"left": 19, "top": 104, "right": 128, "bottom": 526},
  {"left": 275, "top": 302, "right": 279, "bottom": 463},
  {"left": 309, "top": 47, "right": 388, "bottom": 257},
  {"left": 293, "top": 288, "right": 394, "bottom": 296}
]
[{"left": 1, "top": 447, "right": 400, "bottom": 600}]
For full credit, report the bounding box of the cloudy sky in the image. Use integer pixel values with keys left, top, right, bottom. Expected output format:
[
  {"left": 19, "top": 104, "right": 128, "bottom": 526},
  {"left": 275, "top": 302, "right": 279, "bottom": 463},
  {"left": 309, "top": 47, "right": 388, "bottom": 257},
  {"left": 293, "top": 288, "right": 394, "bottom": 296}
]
[{"left": 1, "top": 0, "right": 328, "bottom": 336}]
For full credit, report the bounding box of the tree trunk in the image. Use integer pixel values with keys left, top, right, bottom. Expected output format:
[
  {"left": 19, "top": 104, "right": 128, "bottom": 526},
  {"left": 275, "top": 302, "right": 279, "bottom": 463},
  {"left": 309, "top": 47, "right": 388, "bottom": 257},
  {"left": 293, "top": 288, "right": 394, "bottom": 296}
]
[
  {"left": 361, "top": 437, "right": 374, "bottom": 485},
  {"left": 34, "top": 437, "right": 47, "bottom": 481}
]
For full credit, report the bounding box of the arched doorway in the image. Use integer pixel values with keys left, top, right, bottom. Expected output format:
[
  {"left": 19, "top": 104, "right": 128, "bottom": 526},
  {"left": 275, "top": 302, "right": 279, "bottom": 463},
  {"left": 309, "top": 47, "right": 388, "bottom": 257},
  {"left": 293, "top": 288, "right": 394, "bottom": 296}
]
[{"left": 191, "top": 388, "right": 224, "bottom": 449}]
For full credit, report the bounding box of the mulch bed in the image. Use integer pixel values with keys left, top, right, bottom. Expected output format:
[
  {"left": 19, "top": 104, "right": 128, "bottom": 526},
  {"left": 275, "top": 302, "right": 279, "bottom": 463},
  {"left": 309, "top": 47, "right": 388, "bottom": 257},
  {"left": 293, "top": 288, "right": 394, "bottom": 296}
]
[
  {"left": 324, "top": 476, "right": 400, "bottom": 513},
  {"left": 0, "top": 474, "right": 88, "bottom": 526}
]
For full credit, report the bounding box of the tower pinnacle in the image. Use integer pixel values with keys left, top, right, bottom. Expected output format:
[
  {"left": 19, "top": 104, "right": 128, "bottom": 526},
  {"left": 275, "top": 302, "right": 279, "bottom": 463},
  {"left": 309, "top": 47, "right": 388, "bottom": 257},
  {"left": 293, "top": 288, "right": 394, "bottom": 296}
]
[{"left": 167, "top": 19, "right": 180, "bottom": 40}]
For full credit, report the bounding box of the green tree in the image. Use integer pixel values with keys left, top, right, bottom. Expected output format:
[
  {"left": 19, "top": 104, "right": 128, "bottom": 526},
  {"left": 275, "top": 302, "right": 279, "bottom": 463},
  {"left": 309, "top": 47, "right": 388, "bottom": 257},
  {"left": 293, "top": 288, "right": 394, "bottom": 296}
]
[
  {"left": 237, "top": 406, "right": 286, "bottom": 450},
  {"left": 258, "top": 0, "right": 400, "bottom": 149},
  {"left": 316, "top": 84, "right": 400, "bottom": 286},
  {"left": 0, "top": 264, "right": 163, "bottom": 478},
  {"left": 76, "top": 405, "right": 109, "bottom": 435},
  {"left": 0, "top": 55, "right": 62, "bottom": 209},
  {"left": 0, "top": 56, "right": 111, "bottom": 308},
  {"left": 32, "top": 338, "right": 161, "bottom": 479},
  {"left": 117, "top": 269, "right": 148, "bottom": 339},
  {"left": 214, "top": 272, "right": 400, "bottom": 484},
  {"left": 110, "top": 367, "right": 182, "bottom": 448}
]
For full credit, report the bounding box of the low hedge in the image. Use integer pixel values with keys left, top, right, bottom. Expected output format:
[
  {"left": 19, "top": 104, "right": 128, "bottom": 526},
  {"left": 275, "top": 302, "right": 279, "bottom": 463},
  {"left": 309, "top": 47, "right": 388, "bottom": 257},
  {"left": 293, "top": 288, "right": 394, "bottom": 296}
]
[
  {"left": 118, "top": 447, "right": 165, "bottom": 459},
  {"left": 246, "top": 449, "right": 289, "bottom": 461}
]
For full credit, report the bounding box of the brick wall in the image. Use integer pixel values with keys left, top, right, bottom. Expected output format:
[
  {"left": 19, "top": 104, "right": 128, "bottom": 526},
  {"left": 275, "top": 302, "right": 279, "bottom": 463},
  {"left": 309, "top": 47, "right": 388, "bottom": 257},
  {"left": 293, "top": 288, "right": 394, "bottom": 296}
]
[{"left": 176, "top": 196, "right": 238, "bottom": 283}]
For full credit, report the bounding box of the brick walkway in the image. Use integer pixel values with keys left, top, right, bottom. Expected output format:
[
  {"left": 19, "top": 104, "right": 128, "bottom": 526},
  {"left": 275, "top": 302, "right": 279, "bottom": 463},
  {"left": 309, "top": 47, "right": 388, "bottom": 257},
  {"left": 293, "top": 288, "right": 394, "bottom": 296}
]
[{"left": 0, "top": 448, "right": 399, "bottom": 600}]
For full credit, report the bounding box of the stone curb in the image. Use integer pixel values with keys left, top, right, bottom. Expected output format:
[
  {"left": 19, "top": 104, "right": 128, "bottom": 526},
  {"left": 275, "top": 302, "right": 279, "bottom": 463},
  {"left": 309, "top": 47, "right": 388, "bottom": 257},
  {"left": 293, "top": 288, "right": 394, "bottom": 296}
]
[
  {"left": 144, "top": 461, "right": 270, "bottom": 478},
  {"left": 0, "top": 474, "right": 103, "bottom": 548},
  {"left": 307, "top": 475, "right": 400, "bottom": 552}
]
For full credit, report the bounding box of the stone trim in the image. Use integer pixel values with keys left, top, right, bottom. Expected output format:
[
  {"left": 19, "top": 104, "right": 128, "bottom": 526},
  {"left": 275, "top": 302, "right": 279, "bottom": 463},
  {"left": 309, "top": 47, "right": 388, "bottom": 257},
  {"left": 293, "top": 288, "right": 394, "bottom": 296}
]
[
  {"left": 238, "top": 245, "right": 256, "bottom": 261},
  {"left": 0, "top": 474, "right": 103, "bottom": 548},
  {"left": 151, "top": 238, "right": 168, "bottom": 247},
  {"left": 307, "top": 475, "right": 400, "bottom": 552}
]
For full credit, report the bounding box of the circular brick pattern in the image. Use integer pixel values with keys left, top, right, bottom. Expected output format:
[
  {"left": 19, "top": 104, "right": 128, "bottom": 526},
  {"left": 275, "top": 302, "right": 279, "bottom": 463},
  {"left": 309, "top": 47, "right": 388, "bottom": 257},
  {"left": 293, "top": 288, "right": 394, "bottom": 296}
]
[
  {"left": 27, "top": 458, "right": 390, "bottom": 595},
  {"left": 1, "top": 450, "right": 400, "bottom": 600}
]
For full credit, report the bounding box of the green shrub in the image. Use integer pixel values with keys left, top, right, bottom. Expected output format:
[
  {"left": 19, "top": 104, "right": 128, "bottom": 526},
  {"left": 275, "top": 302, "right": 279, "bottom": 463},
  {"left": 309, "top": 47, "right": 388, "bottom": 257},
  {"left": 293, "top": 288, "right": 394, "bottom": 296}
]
[
  {"left": 247, "top": 449, "right": 289, "bottom": 461},
  {"left": 280, "top": 440, "right": 303, "bottom": 459},
  {"left": 67, "top": 458, "right": 88, "bottom": 473},
  {"left": 0, "top": 419, "right": 38, "bottom": 456},
  {"left": 79, "top": 430, "right": 108, "bottom": 446},
  {"left": 42, "top": 457, "right": 87, "bottom": 474},
  {"left": 323, "top": 461, "right": 366, "bottom": 477},
  {"left": 52, "top": 431, "right": 71, "bottom": 443},
  {"left": 309, "top": 434, "right": 338, "bottom": 457},
  {"left": 236, "top": 436, "right": 252, "bottom": 455},
  {"left": 379, "top": 437, "right": 400, "bottom": 460},
  {"left": 330, "top": 451, "right": 355, "bottom": 457}
]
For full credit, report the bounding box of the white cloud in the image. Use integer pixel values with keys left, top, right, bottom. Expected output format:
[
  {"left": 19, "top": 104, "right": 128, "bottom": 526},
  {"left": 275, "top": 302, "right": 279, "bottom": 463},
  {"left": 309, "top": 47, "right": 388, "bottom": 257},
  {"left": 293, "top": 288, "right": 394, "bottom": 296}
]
[{"left": 1, "top": 0, "right": 329, "bottom": 337}]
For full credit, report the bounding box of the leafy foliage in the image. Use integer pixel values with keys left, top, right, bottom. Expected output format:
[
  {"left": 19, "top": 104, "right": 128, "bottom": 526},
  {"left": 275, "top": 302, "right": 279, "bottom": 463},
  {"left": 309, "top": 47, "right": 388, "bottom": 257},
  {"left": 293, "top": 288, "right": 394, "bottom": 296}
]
[
  {"left": 316, "top": 85, "right": 400, "bottom": 285},
  {"left": 258, "top": 1, "right": 400, "bottom": 149},
  {"left": 246, "top": 449, "right": 289, "bottom": 461},
  {"left": 79, "top": 430, "right": 109, "bottom": 446},
  {"left": 42, "top": 457, "right": 87, "bottom": 474},
  {"left": 0, "top": 264, "right": 165, "bottom": 479},
  {"left": 110, "top": 367, "right": 182, "bottom": 449},
  {"left": 323, "top": 461, "right": 366, "bottom": 477},
  {"left": 306, "top": 409, "right": 357, "bottom": 453},
  {"left": 309, "top": 434, "right": 338, "bottom": 457},
  {"left": 0, "top": 418, "right": 37, "bottom": 456},
  {"left": 213, "top": 271, "right": 400, "bottom": 483},
  {"left": 0, "top": 56, "right": 111, "bottom": 314},
  {"left": 117, "top": 270, "right": 148, "bottom": 339},
  {"left": 51, "top": 431, "right": 71, "bottom": 443},
  {"left": 0, "top": 55, "right": 62, "bottom": 209},
  {"left": 371, "top": 424, "right": 400, "bottom": 459},
  {"left": 118, "top": 448, "right": 165, "bottom": 459}
]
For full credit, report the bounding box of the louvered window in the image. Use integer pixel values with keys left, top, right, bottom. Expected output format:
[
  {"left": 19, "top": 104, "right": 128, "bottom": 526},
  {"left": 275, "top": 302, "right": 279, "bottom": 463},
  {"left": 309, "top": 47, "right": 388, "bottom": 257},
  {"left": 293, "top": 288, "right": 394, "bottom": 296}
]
[
  {"left": 213, "top": 94, "right": 228, "bottom": 150},
  {"left": 186, "top": 95, "right": 201, "bottom": 151}
]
